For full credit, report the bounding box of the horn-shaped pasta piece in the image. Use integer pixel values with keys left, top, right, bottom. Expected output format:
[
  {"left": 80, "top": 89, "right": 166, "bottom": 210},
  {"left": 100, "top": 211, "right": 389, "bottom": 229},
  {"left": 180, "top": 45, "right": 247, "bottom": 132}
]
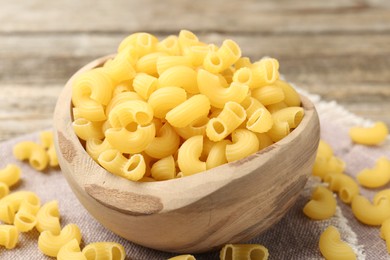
[
  {"left": 267, "top": 121, "right": 290, "bottom": 142},
  {"left": 351, "top": 195, "right": 390, "bottom": 226},
  {"left": 105, "top": 91, "right": 144, "bottom": 115},
  {"left": 168, "top": 255, "right": 196, "bottom": 260},
  {"left": 156, "top": 56, "right": 192, "bottom": 75},
  {"left": 178, "top": 135, "right": 206, "bottom": 176},
  {"left": 178, "top": 29, "right": 200, "bottom": 52},
  {"left": 72, "top": 119, "right": 104, "bottom": 141},
  {"left": 272, "top": 107, "right": 304, "bottom": 129},
  {"left": 206, "top": 102, "right": 246, "bottom": 142},
  {"left": 233, "top": 67, "right": 252, "bottom": 87},
  {"left": 273, "top": 80, "right": 301, "bottom": 107},
  {"left": 36, "top": 200, "right": 61, "bottom": 235},
  {"left": 13, "top": 141, "right": 49, "bottom": 171},
  {"left": 0, "top": 225, "right": 19, "bottom": 249},
  {"left": 357, "top": 157, "right": 390, "bottom": 188},
  {"left": 226, "top": 129, "right": 259, "bottom": 162},
  {"left": 148, "top": 87, "right": 187, "bottom": 119},
  {"left": 374, "top": 189, "right": 390, "bottom": 205},
  {"left": 251, "top": 58, "right": 279, "bottom": 88},
  {"left": 136, "top": 52, "right": 168, "bottom": 77},
  {"left": 105, "top": 124, "right": 156, "bottom": 154},
  {"left": 323, "top": 173, "right": 359, "bottom": 204},
  {"left": 349, "top": 121, "right": 388, "bottom": 145},
  {"left": 206, "top": 140, "right": 231, "bottom": 169},
  {"left": 108, "top": 100, "right": 154, "bottom": 128},
  {"left": 0, "top": 164, "right": 21, "bottom": 187},
  {"left": 82, "top": 242, "right": 126, "bottom": 260},
  {"left": 145, "top": 123, "right": 180, "bottom": 159},
  {"left": 319, "top": 226, "right": 356, "bottom": 260},
  {"left": 157, "top": 35, "right": 181, "bottom": 56},
  {"left": 14, "top": 199, "right": 40, "bottom": 232},
  {"left": 159, "top": 66, "right": 199, "bottom": 94},
  {"left": 174, "top": 116, "right": 209, "bottom": 140},
  {"left": 251, "top": 85, "right": 284, "bottom": 107},
  {"left": 303, "top": 186, "right": 336, "bottom": 220},
  {"left": 216, "top": 39, "right": 242, "bottom": 70},
  {"left": 151, "top": 156, "right": 176, "bottom": 181},
  {"left": 198, "top": 69, "right": 249, "bottom": 108},
  {"left": 57, "top": 239, "right": 86, "bottom": 260},
  {"left": 86, "top": 138, "right": 113, "bottom": 162},
  {"left": 38, "top": 224, "right": 82, "bottom": 257},
  {"left": 166, "top": 94, "right": 210, "bottom": 128},
  {"left": 103, "top": 51, "right": 136, "bottom": 84},
  {"left": 220, "top": 244, "right": 269, "bottom": 260},
  {"left": 0, "top": 191, "right": 40, "bottom": 224},
  {"left": 133, "top": 73, "right": 159, "bottom": 99}
]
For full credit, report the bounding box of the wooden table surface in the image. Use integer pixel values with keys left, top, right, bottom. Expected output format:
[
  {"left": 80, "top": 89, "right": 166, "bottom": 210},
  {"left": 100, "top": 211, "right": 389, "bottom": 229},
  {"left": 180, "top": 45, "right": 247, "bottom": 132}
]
[{"left": 0, "top": 0, "right": 389, "bottom": 142}]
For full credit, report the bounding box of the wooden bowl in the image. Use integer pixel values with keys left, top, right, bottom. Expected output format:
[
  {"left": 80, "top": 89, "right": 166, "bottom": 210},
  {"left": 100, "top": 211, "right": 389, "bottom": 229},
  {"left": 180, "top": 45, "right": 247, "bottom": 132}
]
[{"left": 53, "top": 55, "right": 320, "bottom": 253}]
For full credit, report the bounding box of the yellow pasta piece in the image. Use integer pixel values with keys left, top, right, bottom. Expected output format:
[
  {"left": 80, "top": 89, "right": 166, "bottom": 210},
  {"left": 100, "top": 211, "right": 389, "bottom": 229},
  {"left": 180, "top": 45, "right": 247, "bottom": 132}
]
[
  {"left": 156, "top": 56, "right": 192, "bottom": 75},
  {"left": 251, "top": 58, "right": 279, "bottom": 88},
  {"left": 266, "top": 102, "right": 288, "bottom": 114},
  {"left": 312, "top": 155, "right": 345, "bottom": 180},
  {"left": 380, "top": 218, "right": 390, "bottom": 253},
  {"left": 177, "top": 135, "right": 206, "bottom": 176},
  {"left": 233, "top": 67, "right": 252, "bottom": 87},
  {"left": 267, "top": 121, "right": 290, "bottom": 142},
  {"left": 103, "top": 51, "right": 136, "bottom": 84},
  {"left": 0, "top": 182, "right": 9, "bottom": 199},
  {"left": 226, "top": 129, "right": 259, "bottom": 163},
  {"left": 57, "top": 239, "right": 86, "bottom": 260},
  {"left": 349, "top": 121, "right": 389, "bottom": 145},
  {"left": 14, "top": 199, "right": 40, "bottom": 232},
  {"left": 108, "top": 100, "right": 154, "bottom": 128},
  {"left": 206, "top": 140, "right": 231, "bottom": 169},
  {"left": 319, "top": 226, "right": 356, "bottom": 260},
  {"left": 159, "top": 66, "right": 199, "bottom": 94},
  {"left": 357, "top": 157, "right": 390, "bottom": 188},
  {"left": 145, "top": 123, "right": 180, "bottom": 159},
  {"left": 165, "top": 94, "right": 210, "bottom": 128},
  {"left": 157, "top": 35, "right": 181, "bottom": 56},
  {"left": 216, "top": 39, "right": 241, "bottom": 70},
  {"left": 71, "top": 68, "right": 114, "bottom": 108},
  {"left": 323, "top": 173, "right": 359, "bottom": 204},
  {"left": 112, "top": 81, "right": 134, "bottom": 96},
  {"left": 178, "top": 29, "right": 201, "bottom": 51},
  {"left": 0, "top": 191, "right": 40, "bottom": 224},
  {"left": 168, "top": 255, "right": 196, "bottom": 260},
  {"left": 148, "top": 86, "right": 187, "bottom": 119},
  {"left": 99, "top": 150, "right": 146, "bottom": 181},
  {"left": 105, "top": 91, "right": 144, "bottom": 115},
  {"left": 198, "top": 69, "right": 248, "bottom": 108},
  {"left": 351, "top": 195, "right": 390, "bottom": 226},
  {"left": 374, "top": 189, "right": 390, "bottom": 205},
  {"left": 135, "top": 52, "right": 168, "bottom": 77},
  {"left": 272, "top": 107, "right": 304, "bottom": 129},
  {"left": 0, "top": 225, "right": 19, "bottom": 249},
  {"left": 118, "top": 32, "right": 158, "bottom": 57},
  {"left": 39, "top": 130, "right": 54, "bottom": 149},
  {"left": 82, "top": 242, "right": 126, "bottom": 260},
  {"left": 316, "top": 139, "right": 334, "bottom": 160},
  {"left": 13, "top": 141, "right": 49, "bottom": 171},
  {"left": 185, "top": 45, "right": 210, "bottom": 66},
  {"left": 72, "top": 102, "right": 106, "bottom": 122},
  {"left": 0, "top": 164, "right": 21, "bottom": 187},
  {"left": 151, "top": 156, "right": 176, "bottom": 180},
  {"left": 251, "top": 85, "right": 284, "bottom": 106},
  {"left": 273, "top": 80, "right": 301, "bottom": 107},
  {"left": 133, "top": 73, "right": 159, "bottom": 99},
  {"left": 220, "top": 244, "right": 269, "bottom": 260},
  {"left": 73, "top": 119, "right": 105, "bottom": 141},
  {"left": 235, "top": 57, "right": 252, "bottom": 69},
  {"left": 203, "top": 51, "right": 225, "bottom": 74},
  {"left": 206, "top": 102, "right": 246, "bottom": 142},
  {"left": 36, "top": 200, "right": 61, "bottom": 235},
  {"left": 105, "top": 124, "right": 155, "bottom": 154},
  {"left": 38, "top": 223, "right": 82, "bottom": 257},
  {"left": 86, "top": 138, "right": 113, "bottom": 161},
  {"left": 247, "top": 108, "right": 274, "bottom": 133},
  {"left": 256, "top": 133, "right": 274, "bottom": 150},
  {"left": 174, "top": 116, "right": 209, "bottom": 140},
  {"left": 303, "top": 186, "right": 336, "bottom": 220}
]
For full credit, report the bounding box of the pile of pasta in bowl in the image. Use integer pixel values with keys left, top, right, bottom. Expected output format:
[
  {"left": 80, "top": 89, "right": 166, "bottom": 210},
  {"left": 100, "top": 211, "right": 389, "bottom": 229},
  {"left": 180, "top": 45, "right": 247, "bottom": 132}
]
[{"left": 71, "top": 30, "right": 304, "bottom": 182}]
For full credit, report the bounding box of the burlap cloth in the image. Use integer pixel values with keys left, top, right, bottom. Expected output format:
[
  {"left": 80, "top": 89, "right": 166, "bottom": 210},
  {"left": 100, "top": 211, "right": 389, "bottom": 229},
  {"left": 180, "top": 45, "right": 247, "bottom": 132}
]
[{"left": 1, "top": 90, "right": 389, "bottom": 260}]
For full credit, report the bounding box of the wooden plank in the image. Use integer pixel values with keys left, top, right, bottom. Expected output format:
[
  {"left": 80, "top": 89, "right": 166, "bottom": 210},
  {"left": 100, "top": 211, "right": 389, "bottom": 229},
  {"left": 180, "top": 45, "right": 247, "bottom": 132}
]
[
  {"left": 0, "top": 33, "right": 389, "bottom": 85},
  {"left": 0, "top": 0, "right": 389, "bottom": 34}
]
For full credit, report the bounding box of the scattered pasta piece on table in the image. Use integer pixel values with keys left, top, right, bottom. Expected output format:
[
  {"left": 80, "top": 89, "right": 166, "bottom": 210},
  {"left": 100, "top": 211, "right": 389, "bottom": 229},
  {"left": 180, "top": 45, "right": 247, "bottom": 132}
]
[
  {"left": 349, "top": 121, "right": 389, "bottom": 146},
  {"left": 319, "top": 226, "right": 356, "bottom": 260},
  {"left": 303, "top": 186, "right": 337, "bottom": 220}
]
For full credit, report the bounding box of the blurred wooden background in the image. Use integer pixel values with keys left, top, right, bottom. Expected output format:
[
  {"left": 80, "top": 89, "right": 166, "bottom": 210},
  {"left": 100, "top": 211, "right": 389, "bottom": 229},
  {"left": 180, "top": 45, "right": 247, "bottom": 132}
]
[{"left": 0, "top": 0, "right": 389, "bottom": 141}]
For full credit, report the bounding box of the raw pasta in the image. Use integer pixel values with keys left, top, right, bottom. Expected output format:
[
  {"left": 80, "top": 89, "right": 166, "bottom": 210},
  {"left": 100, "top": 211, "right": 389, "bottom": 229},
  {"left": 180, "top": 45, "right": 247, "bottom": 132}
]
[
  {"left": 0, "top": 164, "right": 21, "bottom": 187},
  {"left": 220, "top": 244, "right": 269, "bottom": 260},
  {"left": 349, "top": 121, "right": 388, "bottom": 145},
  {"left": 319, "top": 226, "right": 356, "bottom": 260},
  {"left": 357, "top": 157, "right": 390, "bottom": 188},
  {"left": 303, "top": 186, "right": 336, "bottom": 220},
  {"left": 82, "top": 241, "right": 126, "bottom": 260},
  {"left": 0, "top": 224, "right": 19, "bottom": 249}
]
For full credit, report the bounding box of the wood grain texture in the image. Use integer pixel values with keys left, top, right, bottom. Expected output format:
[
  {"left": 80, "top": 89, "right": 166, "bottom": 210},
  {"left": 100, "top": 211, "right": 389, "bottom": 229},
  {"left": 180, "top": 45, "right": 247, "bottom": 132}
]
[
  {"left": 0, "top": 0, "right": 389, "bottom": 141},
  {"left": 53, "top": 56, "right": 320, "bottom": 252}
]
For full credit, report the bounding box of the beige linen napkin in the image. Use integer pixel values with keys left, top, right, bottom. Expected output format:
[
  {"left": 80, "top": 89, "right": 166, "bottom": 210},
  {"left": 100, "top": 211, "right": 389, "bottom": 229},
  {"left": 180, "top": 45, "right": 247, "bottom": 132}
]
[{"left": 1, "top": 91, "right": 389, "bottom": 260}]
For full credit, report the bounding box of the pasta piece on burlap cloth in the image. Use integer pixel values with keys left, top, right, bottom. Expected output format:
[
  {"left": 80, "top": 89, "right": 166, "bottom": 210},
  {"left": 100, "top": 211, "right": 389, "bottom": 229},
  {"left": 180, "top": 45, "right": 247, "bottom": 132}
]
[{"left": 1, "top": 90, "right": 389, "bottom": 259}]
